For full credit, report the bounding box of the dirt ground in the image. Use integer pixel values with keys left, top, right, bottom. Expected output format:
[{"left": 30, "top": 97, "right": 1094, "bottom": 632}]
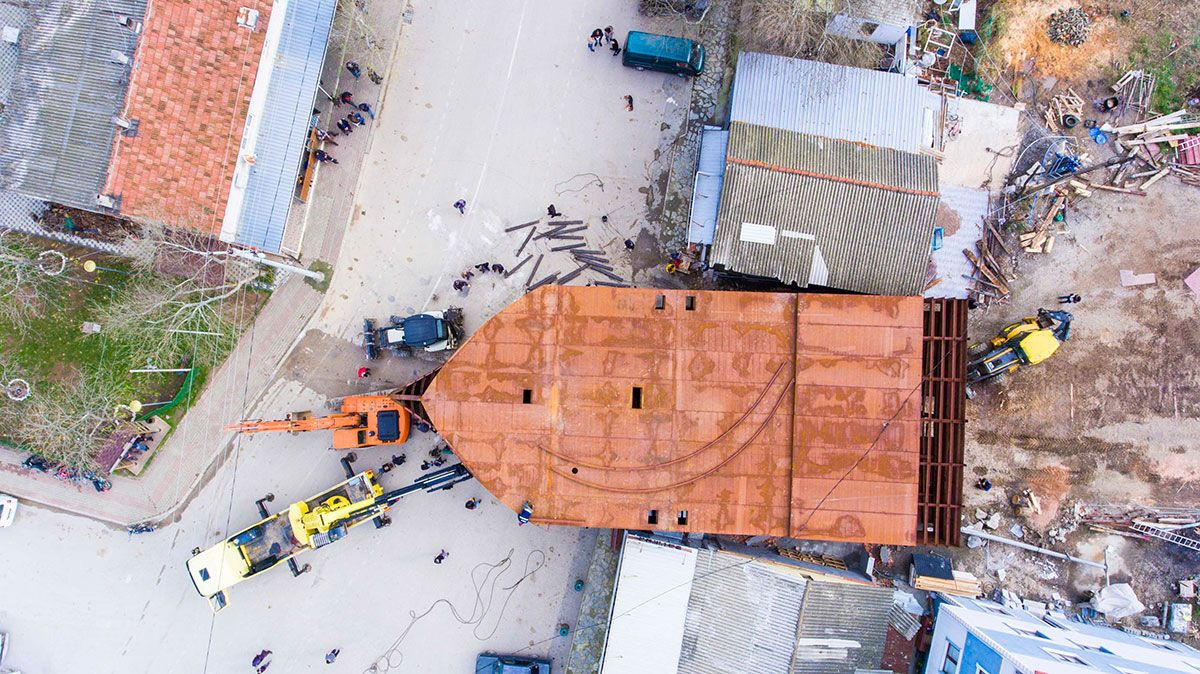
[
  {"left": 952, "top": 174, "right": 1200, "bottom": 614},
  {"left": 988, "top": 0, "right": 1200, "bottom": 109}
]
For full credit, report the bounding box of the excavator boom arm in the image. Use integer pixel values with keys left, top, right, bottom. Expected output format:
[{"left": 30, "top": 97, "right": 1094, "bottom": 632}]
[{"left": 225, "top": 413, "right": 365, "bottom": 435}]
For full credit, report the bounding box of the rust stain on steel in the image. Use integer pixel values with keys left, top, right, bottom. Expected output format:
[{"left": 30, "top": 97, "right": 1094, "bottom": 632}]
[{"left": 421, "top": 287, "right": 925, "bottom": 546}]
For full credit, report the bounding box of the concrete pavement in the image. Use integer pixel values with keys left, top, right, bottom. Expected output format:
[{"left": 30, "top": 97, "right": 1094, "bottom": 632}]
[{"left": 1, "top": 2, "right": 701, "bottom": 672}]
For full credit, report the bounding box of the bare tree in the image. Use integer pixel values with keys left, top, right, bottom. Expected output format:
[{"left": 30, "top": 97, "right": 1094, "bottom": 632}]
[
  {"left": 91, "top": 225, "right": 261, "bottom": 368},
  {"left": 2, "top": 370, "right": 125, "bottom": 469},
  {"left": 0, "top": 230, "right": 61, "bottom": 330}
]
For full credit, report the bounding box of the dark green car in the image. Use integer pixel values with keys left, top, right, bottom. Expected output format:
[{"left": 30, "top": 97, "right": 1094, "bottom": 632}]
[{"left": 622, "top": 31, "right": 705, "bottom": 77}]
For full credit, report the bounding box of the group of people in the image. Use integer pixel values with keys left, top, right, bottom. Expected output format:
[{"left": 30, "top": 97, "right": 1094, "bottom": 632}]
[
  {"left": 249, "top": 648, "right": 339, "bottom": 670},
  {"left": 312, "top": 60, "right": 380, "bottom": 165},
  {"left": 453, "top": 261, "right": 506, "bottom": 294},
  {"left": 588, "top": 25, "right": 621, "bottom": 55}
]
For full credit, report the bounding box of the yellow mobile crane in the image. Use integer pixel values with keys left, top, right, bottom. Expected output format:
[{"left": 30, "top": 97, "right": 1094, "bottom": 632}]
[{"left": 186, "top": 455, "right": 470, "bottom": 612}]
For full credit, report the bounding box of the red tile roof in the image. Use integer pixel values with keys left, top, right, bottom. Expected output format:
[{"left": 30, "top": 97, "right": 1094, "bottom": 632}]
[{"left": 104, "top": 0, "right": 273, "bottom": 234}]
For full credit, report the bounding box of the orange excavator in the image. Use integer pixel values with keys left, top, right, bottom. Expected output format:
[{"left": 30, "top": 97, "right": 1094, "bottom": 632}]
[{"left": 225, "top": 395, "right": 412, "bottom": 450}]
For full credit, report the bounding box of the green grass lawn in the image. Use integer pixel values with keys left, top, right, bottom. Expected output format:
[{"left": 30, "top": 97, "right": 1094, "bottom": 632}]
[{"left": 0, "top": 240, "right": 259, "bottom": 468}]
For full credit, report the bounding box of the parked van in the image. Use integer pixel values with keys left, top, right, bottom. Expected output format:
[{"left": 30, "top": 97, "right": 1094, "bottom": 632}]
[{"left": 622, "top": 31, "right": 705, "bottom": 77}]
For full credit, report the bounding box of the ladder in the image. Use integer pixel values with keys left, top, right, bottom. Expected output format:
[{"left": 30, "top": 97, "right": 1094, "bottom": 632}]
[{"left": 1131, "top": 522, "right": 1200, "bottom": 551}]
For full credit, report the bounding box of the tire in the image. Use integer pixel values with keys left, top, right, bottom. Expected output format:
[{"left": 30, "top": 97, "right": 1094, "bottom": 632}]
[
  {"left": 991, "top": 372, "right": 1008, "bottom": 386},
  {"left": 265, "top": 493, "right": 275, "bottom": 502},
  {"left": 635, "top": 66, "right": 646, "bottom": 71},
  {"left": 346, "top": 452, "right": 358, "bottom": 463}
]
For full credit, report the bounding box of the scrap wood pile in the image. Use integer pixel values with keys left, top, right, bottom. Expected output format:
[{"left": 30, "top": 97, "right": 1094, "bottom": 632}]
[
  {"left": 1100, "top": 109, "right": 1200, "bottom": 188},
  {"left": 964, "top": 197, "right": 1016, "bottom": 308},
  {"left": 1046, "top": 7, "right": 1091, "bottom": 46},
  {"left": 1043, "top": 89, "right": 1085, "bottom": 132},
  {"left": 504, "top": 218, "right": 630, "bottom": 292},
  {"left": 1078, "top": 504, "right": 1200, "bottom": 552}
]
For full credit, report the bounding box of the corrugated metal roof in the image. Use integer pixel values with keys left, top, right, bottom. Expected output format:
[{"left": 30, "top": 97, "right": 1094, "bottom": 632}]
[
  {"left": 730, "top": 52, "right": 932, "bottom": 154},
  {"left": 603, "top": 536, "right": 896, "bottom": 674},
  {"left": 225, "top": 0, "right": 336, "bottom": 252},
  {"left": 422, "top": 286, "right": 925, "bottom": 546},
  {"left": 600, "top": 535, "right": 697, "bottom": 674},
  {"left": 688, "top": 125, "right": 728, "bottom": 246},
  {"left": 0, "top": 0, "right": 146, "bottom": 210},
  {"left": 792, "top": 581, "right": 894, "bottom": 673},
  {"left": 927, "top": 184, "right": 987, "bottom": 299},
  {"left": 679, "top": 548, "right": 809, "bottom": 674},
  {"left": 709, "top": 122, "right": 939, "bottom": 295}
]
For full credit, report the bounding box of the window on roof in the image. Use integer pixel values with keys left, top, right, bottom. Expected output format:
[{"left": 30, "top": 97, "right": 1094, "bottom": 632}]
[
  {"left": 974, "top": 666, "right": 991, "bottom": 674},
  {"left": 1145, "top": 639, "right": 1177, "bottom": 651},
  {"left": 940, "top": 642, "right": 961, "bottom": 674},
  {"left": 1044, "top": 649, "right": 1088, "bottom": 665},
  {"left": 979, "top": 603, "right": 1009, "bottom": 616},
  {"left": 1007, "top": 624, "right": 1047, "bottom": 639},
  {"left": 1113, "top": 667, "right": 1148, "bottom": 674}
]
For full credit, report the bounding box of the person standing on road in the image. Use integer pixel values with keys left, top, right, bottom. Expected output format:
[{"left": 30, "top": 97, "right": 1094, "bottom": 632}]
[
  {"left": 315, "top": 128, "right": 338, "bottom": 146},
  {"left": 358, "top": 102, "right": 375, "bottom": 120},
  {"left": 252, "top": 650, "right": 271, "bottom": 667},
  {"left": 434, "top": 549, "right": 448, "bottom": 564},
  {"left": 588, "top": 28, "right": 603, "bottom": 51},
  {"left": 453, "top": 199, "right": 467, "bottom": 214},
  {"left": 338, "top": 91, "right": 355, "bottom": 106},
  {"left": 345, "top": 61, "right": 362, "bottom": 79},
  {"left": 313, "top": 149, "right": 338, "bottom": 164},
  {"left": 392, "top": 453, "right": 406, "bottom": 466},
  {"left": 336, "top": 118, "right": 353, "bottom": 135},
  {"left": 465, "top": 497, "right": 480, "bottom": 510},
  {"left": 349, "top": 111, "right": 367, "bottom": 126},
  {"left": 624, "top": 94, "right": 634, "bottom": 111},
  {"left": 547, "top": 204, "right": 563, "bottom": 218},
  {"left": 325, "top": 649, "right": 340, "bottom": 664},
  {"left": 1057, "top": 293, "right": 1081, "bottom": 304},
  {"left": 603, "top": 26, "right": 614, "bottom": 44},
  {"left": 368, "top": 68, "right": 383, "bottom": 84},
  {"left": 610, "top": 39, "right": 621, "bottom": 56}
]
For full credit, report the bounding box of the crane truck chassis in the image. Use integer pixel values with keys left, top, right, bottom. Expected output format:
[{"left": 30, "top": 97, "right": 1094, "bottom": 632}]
[{"left": 186, "top": 456, "right": 471, "bottom": 612}]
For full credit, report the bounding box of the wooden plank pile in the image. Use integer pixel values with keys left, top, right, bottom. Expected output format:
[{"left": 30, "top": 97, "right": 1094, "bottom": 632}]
[
  {"left": 777, "top": 548, "right": 849, "bottom": 571},
  {"left": 1100, "top": 109, "right": 1200, "bottom": 189},
  {"left": 910, "top": 568, "right": 984, "bottom": 597},
  {"left": 965, "top": 195, "right": 1015, "bottom": 308}
]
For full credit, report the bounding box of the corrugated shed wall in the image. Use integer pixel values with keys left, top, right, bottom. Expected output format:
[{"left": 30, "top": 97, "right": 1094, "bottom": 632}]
[
  {"left": 710, "top": 123, "right": 939, "bottom": 295},
  {"left": 0, "top": 0, "right": 146, "bottom": 210},
  {"left": 730, "top": 52, "right": 931, "bottom": 154},
  {"left": 232, "top": 0, "right": 336, "bottom": 252},
  {"left": 679, "top": 549, "right": 808, "bottom": 674}
]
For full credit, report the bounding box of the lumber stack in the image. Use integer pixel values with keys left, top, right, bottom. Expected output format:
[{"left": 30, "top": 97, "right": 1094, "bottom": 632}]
[
  {"left": 911, "top": 570, "right": 984, "bottom": 597},
  {"left": 965, "top": 196, "right": 1015, "bottom": 308},
  {"left": 778, "top": 548, "right": 849, "bottom": 571}
]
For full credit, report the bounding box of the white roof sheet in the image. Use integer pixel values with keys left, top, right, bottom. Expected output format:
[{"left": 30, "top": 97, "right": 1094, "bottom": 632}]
[
  {"left": 600, "top": 536, "right": 697, "bottom": 674},
  {"left": 730, "top": 52, "right": 933, "bottom": 154},
  {"left": 927, "top": 184, "right": 987, "bottom": 299}
]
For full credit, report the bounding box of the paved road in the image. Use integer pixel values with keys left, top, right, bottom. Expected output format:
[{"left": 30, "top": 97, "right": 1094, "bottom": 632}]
[{"left": 0, "top": 2, "right": 692, "bottom": 672}]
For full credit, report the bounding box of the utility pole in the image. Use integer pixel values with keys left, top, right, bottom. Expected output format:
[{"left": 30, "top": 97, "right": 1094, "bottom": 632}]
[{"left": 229, "top": 248, "right": 325, "bottom": 283}]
